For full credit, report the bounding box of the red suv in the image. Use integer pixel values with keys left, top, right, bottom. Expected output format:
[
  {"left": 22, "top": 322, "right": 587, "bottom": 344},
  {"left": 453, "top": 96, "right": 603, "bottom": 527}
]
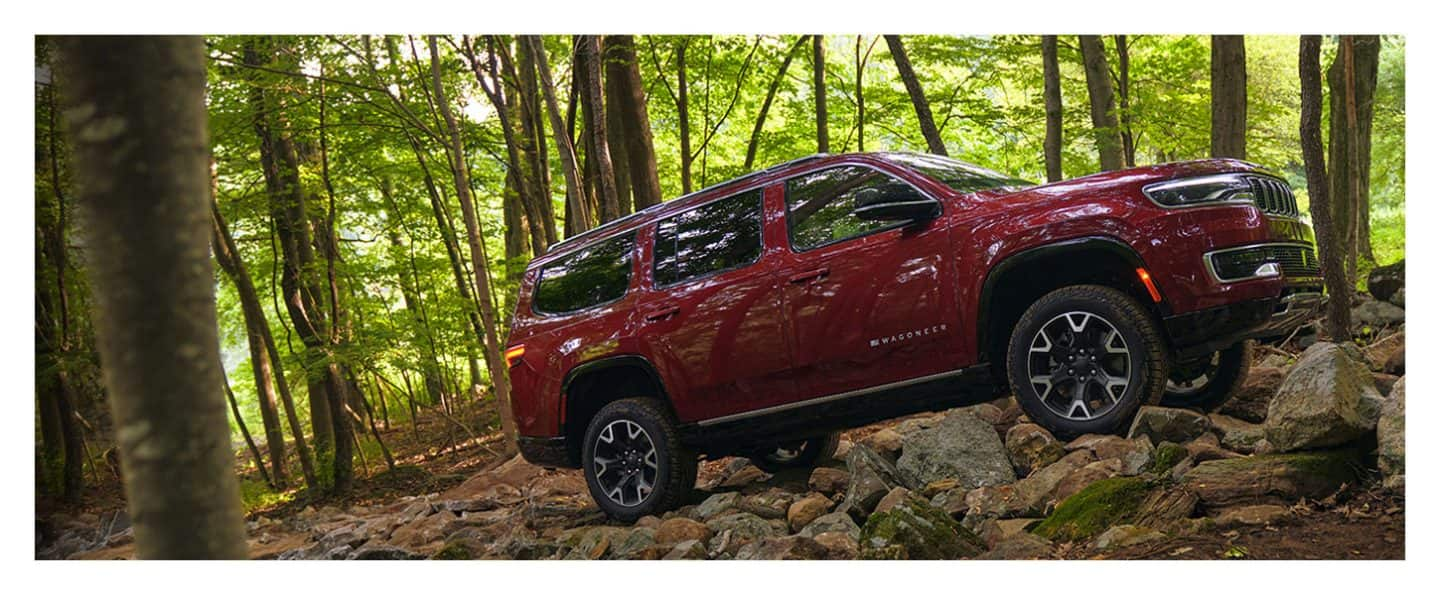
[{"left": 504, "top": 153, "right": 1321, "bottom": 520}]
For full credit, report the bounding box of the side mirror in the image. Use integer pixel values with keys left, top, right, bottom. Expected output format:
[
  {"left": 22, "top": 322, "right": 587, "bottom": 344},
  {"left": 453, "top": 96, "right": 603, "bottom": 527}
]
[{"left": 853, "top": 185, "right": 940, "bottom": 222}]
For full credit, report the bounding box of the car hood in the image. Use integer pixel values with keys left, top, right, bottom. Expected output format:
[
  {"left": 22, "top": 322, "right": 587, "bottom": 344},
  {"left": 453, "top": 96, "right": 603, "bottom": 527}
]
[{"left": 971, "top": 158, "right": 1273, "bottom": 204}]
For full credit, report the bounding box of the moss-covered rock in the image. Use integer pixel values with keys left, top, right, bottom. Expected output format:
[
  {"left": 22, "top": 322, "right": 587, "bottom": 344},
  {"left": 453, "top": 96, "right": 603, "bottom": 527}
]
[
  {"left": 1181, "top": 449, "right": 1359, "bottom": 507},
  {"left": 1145, "top": 442, "right": 1189, "bottom": 474},
  {"left": 858, "top": 498, "right": 987, "bottom": 559},
  {"left": 430, "top": 540, "right": 474, "bottom": 560},
  {"left": 1031, "top": 477, "right": 1153, "bottom": 542}
]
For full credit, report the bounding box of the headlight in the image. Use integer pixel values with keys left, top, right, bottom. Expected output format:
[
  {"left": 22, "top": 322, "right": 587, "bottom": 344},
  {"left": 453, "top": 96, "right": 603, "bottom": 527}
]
[{"left": 1142, "top": 173, "right": 1254, "bottom": 208}]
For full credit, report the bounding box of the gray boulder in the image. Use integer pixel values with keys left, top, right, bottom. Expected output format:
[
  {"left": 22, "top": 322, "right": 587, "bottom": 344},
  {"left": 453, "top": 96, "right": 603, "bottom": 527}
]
[
  {"left": 798, "top": 510, "right": 861, "bottom": 539},
  {"left": 1378, "top": 377, "right": 1405, "bottom": 489},
  {"left": 1367, "top": 259, "right": 1404, "bottom": 303},
  {"left": 1265, "top": 342, "right": 1384, "bottom": 452},
  {"left": 896, "top": 412, "right": 1015, "bottom": 491},
  {"left": 1127, "top": 407, "right": 1210, "bottom": 443},
  {"left": 1354, "top": 296, "right": 1406, "bottom": 328},
  {"left": 841, "top": 444, "right": 906, "bottom": 516}
]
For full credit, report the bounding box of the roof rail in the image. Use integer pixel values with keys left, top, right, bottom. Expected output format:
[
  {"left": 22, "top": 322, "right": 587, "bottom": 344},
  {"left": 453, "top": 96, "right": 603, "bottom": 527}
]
[{"left": 549, "top": 153, "right": 830, "bottom": 250}]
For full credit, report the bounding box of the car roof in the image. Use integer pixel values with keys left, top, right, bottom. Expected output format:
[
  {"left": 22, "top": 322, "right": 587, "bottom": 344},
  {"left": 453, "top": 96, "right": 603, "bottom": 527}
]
[{"left": 527, "top": 152, "right": 972, "bottom": 269}]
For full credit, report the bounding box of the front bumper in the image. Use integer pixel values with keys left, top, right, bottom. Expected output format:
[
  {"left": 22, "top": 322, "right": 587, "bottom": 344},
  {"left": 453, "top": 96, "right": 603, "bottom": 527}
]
[
  {"left": 516, "top": 435, "right": 576, "bottom": 469},
  {"left": 1164, "top": 292, "right": 1322, "bottom": 359}
]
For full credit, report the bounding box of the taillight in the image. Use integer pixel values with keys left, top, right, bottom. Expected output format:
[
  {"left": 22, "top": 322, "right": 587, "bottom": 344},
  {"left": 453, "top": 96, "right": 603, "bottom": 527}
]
[{"left": 504, "top": 344, "right": 526, "bottom": 368}]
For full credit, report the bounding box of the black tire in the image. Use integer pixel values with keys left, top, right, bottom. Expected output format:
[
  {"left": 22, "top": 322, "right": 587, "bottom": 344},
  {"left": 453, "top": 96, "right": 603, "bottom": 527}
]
[
  {"left": 1160, "top": 340, "right": 1253, "bottom": 411},
  {"left": 1006, "top": 285, "right": 1168, "bottom": 440},
  {"left": 745, "top": 433, "right": 840, "bottom": 474},
  {"left": 581, "top": 398, "right": 697, "bottom": 521}
]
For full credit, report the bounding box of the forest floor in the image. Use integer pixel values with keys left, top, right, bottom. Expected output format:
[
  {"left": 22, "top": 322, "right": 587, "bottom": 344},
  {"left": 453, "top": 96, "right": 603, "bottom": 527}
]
[
  {"left": 37, "top": 321, "right": 1406, "bottom": 560},
  {"left": 36, "top": 398, "right": 513, "bottom": 538}
]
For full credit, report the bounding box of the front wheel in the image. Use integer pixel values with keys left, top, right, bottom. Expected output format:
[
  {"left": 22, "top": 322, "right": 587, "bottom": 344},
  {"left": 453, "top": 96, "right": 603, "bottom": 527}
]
[
  {"left": 1160, "top": 340, "right": 1253, "bottom": 411},
  {"left": 746, "top": 433, "right": 840, "bottom": 473},
  {"left": 1006, "top": 285, "right": 1168, "bottom": 439},
  {"left": 581, "top": 398, "right": 697, "bottom": 521}
]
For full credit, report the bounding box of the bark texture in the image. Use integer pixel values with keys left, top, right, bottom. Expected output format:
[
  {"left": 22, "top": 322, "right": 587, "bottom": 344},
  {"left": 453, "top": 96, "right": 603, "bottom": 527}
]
[
  {"left": 1078, "top": 35, "right": 1124, "bottom": 171},
  {"left": 56, "top": 35, "right": 248, "bottom": 559},
  {"left": 1210, "top": 35, "right": 1248, "bottom": 159},
  {"left": 813, "top": 35, "right": 830, "bottom": 153},
  {"left": 1299, "top": 35, "right": 1352, "bottom": 342},
  {"left": 1041, "top": 35, "right": 1064, "bottom": 182},
  {"left": 603, "top": 35, "right": 663, "bottom": 210}
]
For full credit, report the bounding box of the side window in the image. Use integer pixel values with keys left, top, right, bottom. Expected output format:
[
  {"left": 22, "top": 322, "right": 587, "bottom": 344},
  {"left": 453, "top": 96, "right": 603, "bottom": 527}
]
[
  {"left": 654, "top": 189, "right": 764, "bottom": 286},
  {"left": 533, "top": 233, "right": 635, "bottom": 314},
  {"left": 785, "top": 166, "right": 925, "bottom": 251}
]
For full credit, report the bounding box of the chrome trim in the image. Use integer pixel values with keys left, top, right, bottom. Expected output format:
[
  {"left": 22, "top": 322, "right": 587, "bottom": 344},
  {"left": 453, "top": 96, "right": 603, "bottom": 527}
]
[
  {"left": 1203, "top": 242, "right": 1316, "bottom": 284},
  {"left": 694, "top": 367, "right": 971, "bottom": 427}
]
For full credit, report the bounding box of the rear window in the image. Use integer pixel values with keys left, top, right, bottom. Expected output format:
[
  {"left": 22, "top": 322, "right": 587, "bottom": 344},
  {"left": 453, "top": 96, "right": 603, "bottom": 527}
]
[
  {"left": 653, "top": 189, "right": 764, "bottom": 286},
  {"left": 533, "top": 233, "right": 635, "bottom": 314}
]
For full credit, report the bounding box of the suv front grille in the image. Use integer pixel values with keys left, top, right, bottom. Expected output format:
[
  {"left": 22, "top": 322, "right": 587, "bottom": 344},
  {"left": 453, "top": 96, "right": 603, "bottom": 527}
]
[
  {"left": 1246, "top": 175, "right": 1299, "bottom": 218},
  {"left": 1208, "top": 243, "right": 1320, "bottom": 282}
]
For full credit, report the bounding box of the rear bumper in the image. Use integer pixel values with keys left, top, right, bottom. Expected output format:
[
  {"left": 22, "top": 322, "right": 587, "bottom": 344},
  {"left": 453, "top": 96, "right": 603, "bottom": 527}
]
[
  {"left": 516, "top": 435, "right": 576, "bottom": 469},
  {"left": 1164, "top": 292, "right": 1322, "bottom": 359}
]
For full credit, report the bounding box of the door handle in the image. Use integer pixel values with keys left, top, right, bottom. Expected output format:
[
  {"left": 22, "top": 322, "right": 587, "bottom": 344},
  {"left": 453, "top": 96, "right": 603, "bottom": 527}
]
[
  {"left": 643, "top": 305, "right": 681, "bottom": 322},
  {"left": 788, "top": 267, "right": 830, "bottom": 284}
]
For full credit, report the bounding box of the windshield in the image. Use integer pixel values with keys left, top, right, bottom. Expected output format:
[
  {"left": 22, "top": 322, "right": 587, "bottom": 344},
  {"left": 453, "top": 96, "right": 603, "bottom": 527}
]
[{"left": 880, "top": 153, "right": 1035, "bottom": 193}]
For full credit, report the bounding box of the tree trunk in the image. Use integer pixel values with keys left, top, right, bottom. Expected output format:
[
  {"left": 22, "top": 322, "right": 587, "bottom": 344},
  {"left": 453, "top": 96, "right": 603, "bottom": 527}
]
[
  {"left": 884, "top": 35, "right": 947, "bottom": 156},
  {"left": 745, "top": 36, "right": 810, "bottom": 169},
  {"left": 1078, "top": 35, "right": 1125, "bottom": 171},
  {"left": 210, "top": 187, "right": 290, "bottom": 489},
  {"left": 677, "top": 39, "right": 694, "bottom": 193},
  {"left": 1327, "top": 36, "right": 1368, "bottom": 284},
  {"left": 243, "top": 38, "right": 337, "bottom": 486},
  {"left": 1115, "top": 35, "right": 1136, "bottom": 167},
  {"left": 56, "top": 35, "right": 247, "bottom": 559},
  {"left": 525, "top": 35, "right": 592, "bottom": 236},
  {"left": 1355, "top": 36, "right": 1380, "bottom": 264},
  {"left": 1329, "top": 35, "right": 1380, "bottom": 265},
  {"left": 1299, "top": 35, "right": 1352, "bottom": 343},
  {"left": 855, "top": 35, "right": 866, "bottom": 152},
  {"left": 813, "top": 35, "right": 830, "bottom": 153},
  {"left": 601, "top": 37, "right": 633, "bottom": 215},
  {"left": 514, "top": 38, "right": 559, "bottom": 251},
  {"left": 578, "top": 36, "right": 622, "bottom": 224},
  {"left": 429, "top": 36, "right": 518, "bottom": 446},
  {"left": 604, "top": 35, "right": 663, "bottom": 210},
  {"left": 223, "top": 369, "right": 272, "bottom": 488},
  {"left": 1210, "top": 35, "right": 1247, "bottom": 160},
  {"left": 1041, "top": 35, "right": 1064, "bottom": 182}
]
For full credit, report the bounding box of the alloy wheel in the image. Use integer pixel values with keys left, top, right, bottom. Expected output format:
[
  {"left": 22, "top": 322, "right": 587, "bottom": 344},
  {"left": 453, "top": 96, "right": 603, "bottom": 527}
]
[
  {"left": 1026, "top": 311, "right": 1134, "bottom": 421},
  {"left": 591, "top": 419, "right": 659, "bottom": 507},
  {"left": 1166, "top": 352, "right": 1220, "bottom": 396}
]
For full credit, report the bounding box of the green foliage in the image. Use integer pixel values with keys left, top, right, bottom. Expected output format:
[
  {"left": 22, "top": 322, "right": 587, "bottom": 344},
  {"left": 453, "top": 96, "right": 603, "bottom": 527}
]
[{"left": 239, "top": 477, "right": 296, "bottom": 514}]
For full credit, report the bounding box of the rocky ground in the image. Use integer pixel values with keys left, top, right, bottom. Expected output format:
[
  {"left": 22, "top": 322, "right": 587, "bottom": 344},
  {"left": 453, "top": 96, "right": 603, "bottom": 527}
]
[{"left": 38, "top": 267, "right": 1406, "bottom": 561}]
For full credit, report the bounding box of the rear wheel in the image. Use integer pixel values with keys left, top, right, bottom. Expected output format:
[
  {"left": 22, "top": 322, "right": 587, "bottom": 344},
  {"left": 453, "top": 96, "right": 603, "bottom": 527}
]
[
  {"left": 1006, "top": 285, "right": 1168, "bottom": 439},
  {"left": 581, "top": 398, "right": 696, "bottom": 521},
  {"left": 1160, "top": 341, "right": 1253, "bottom": 411},
  {"left": 746, "top": 433, "right": 840, "bottom": 473}
]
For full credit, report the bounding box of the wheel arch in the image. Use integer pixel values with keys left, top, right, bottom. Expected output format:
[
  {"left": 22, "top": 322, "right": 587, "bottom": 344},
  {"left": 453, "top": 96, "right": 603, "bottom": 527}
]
[
  {"left": 977, "top": 236, "right": 1168, "bottom": 373},
  {"left": 560, "top": 355, "right": 674, "bottom": 465}
]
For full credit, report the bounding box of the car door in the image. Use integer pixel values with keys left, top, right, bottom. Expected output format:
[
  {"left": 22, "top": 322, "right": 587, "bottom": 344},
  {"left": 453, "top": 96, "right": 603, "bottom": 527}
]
[
  {"left": 778, "top": 163, "right": 963, "bottom": 402},
  {"left": 634, "top": 187, "right": 797, "bottom": 423}
]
